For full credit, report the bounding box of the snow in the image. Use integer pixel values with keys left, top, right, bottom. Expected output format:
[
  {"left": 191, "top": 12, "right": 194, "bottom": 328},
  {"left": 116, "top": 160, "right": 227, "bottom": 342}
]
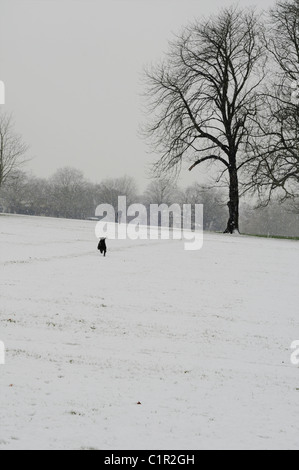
[{"left": 0, "top": 214, "right": 299, "bottom": 450}]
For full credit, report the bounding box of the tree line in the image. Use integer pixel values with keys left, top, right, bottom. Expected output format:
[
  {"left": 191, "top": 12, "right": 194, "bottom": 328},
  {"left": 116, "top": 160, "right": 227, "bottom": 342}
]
[
  {"left": 1, "top": 167, "right": 299, "bottom": 237},
  {"left": 0, "top": 168, "right": 226, "bottom": 231}
]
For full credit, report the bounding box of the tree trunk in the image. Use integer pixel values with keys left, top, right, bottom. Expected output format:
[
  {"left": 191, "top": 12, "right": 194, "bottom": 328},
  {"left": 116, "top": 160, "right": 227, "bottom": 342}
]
[{"left": 224, "top": 167, "right": 240, "bottom": 234}]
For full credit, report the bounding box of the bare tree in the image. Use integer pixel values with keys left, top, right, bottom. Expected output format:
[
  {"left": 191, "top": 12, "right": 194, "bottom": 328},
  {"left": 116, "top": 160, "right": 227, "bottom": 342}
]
[
  {"left": 182, "top": 183, "right": 227, "bottom": 232},
  {"left": 95, "top": 176, "right": 138, "bottom": 221},
  {"left": 0, "top": 112, "right": 28, "bottom": 190},
  {"left": 49, "top": 167, "right": 93, "bottom": 219},
  {"left": 95, "top": 176, "right": 138, "bottom": 206},
  {"left": 0, "top": 170, "right": 29, "bottom": 214},
  {"left": 144, "top": 7, "right": 266, "bottom": 233},
  {"left": 248, "top": 0, "right": 299, "bottom": 206},
  {"left": 143, "top": 177, "right": 180, "bottom": 206},
  {"left": 240, "top": 198, "right": 299, "bottom": 237}
]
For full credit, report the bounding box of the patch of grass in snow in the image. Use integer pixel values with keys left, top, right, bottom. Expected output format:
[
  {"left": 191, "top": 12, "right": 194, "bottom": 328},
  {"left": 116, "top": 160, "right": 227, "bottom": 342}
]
[
  {"left": 68, "top": 411, "right": 85, "bottom": 416},
  {"left": 215, "top": 230, "right": 299, "bottom": 241},
  {"left": 245, "top": 233, "right": 299, "bottom": 241}
]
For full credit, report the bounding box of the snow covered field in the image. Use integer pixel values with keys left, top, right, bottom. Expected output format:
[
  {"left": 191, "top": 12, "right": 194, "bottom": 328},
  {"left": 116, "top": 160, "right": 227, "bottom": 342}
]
[{"left": 0, "top": 214, "right": 298, "bottom": 450}]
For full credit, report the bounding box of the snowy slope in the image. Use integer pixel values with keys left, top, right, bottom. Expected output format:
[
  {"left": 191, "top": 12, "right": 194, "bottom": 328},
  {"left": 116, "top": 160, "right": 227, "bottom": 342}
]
[{"left": 0, "top": 214, "right": 298, "bottom": 450}]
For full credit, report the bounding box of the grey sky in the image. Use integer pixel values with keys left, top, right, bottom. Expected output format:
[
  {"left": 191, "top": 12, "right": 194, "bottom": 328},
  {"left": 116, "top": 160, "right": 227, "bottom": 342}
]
[{"left": 0, "top": 0, "right": 276, "bottom": 191}]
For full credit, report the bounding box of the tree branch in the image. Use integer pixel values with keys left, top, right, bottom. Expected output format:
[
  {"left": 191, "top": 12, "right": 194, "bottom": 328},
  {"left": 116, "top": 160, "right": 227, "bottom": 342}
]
[{"left": 189, "top": 155, "right": 229, "bottom": 171}]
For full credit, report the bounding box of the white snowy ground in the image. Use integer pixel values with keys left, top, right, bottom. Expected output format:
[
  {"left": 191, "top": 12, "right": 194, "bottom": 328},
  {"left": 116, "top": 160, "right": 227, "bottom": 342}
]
[{"left": 0, "top": 214, "right": 298, "bottom": 450}]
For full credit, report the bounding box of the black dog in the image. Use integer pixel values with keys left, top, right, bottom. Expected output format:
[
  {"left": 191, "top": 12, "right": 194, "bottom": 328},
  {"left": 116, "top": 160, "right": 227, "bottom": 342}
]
[{"left": 97, "top": 237, "right": 107, "bottom": 257}]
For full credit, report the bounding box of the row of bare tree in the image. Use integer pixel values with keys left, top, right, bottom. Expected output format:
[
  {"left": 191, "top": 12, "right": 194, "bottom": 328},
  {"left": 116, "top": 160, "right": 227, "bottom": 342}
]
[
  {"left": 0, "top": 169, "right": 225, "bottom": 231},
  {"left": 1, "top": 167, "right": 299, "bottom": 237}
]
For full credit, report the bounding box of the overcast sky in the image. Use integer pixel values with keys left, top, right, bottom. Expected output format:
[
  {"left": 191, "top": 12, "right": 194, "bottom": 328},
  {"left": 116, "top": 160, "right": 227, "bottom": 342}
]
[{"left": 0, "top": 0, "right": 276, "bottom": 191}]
